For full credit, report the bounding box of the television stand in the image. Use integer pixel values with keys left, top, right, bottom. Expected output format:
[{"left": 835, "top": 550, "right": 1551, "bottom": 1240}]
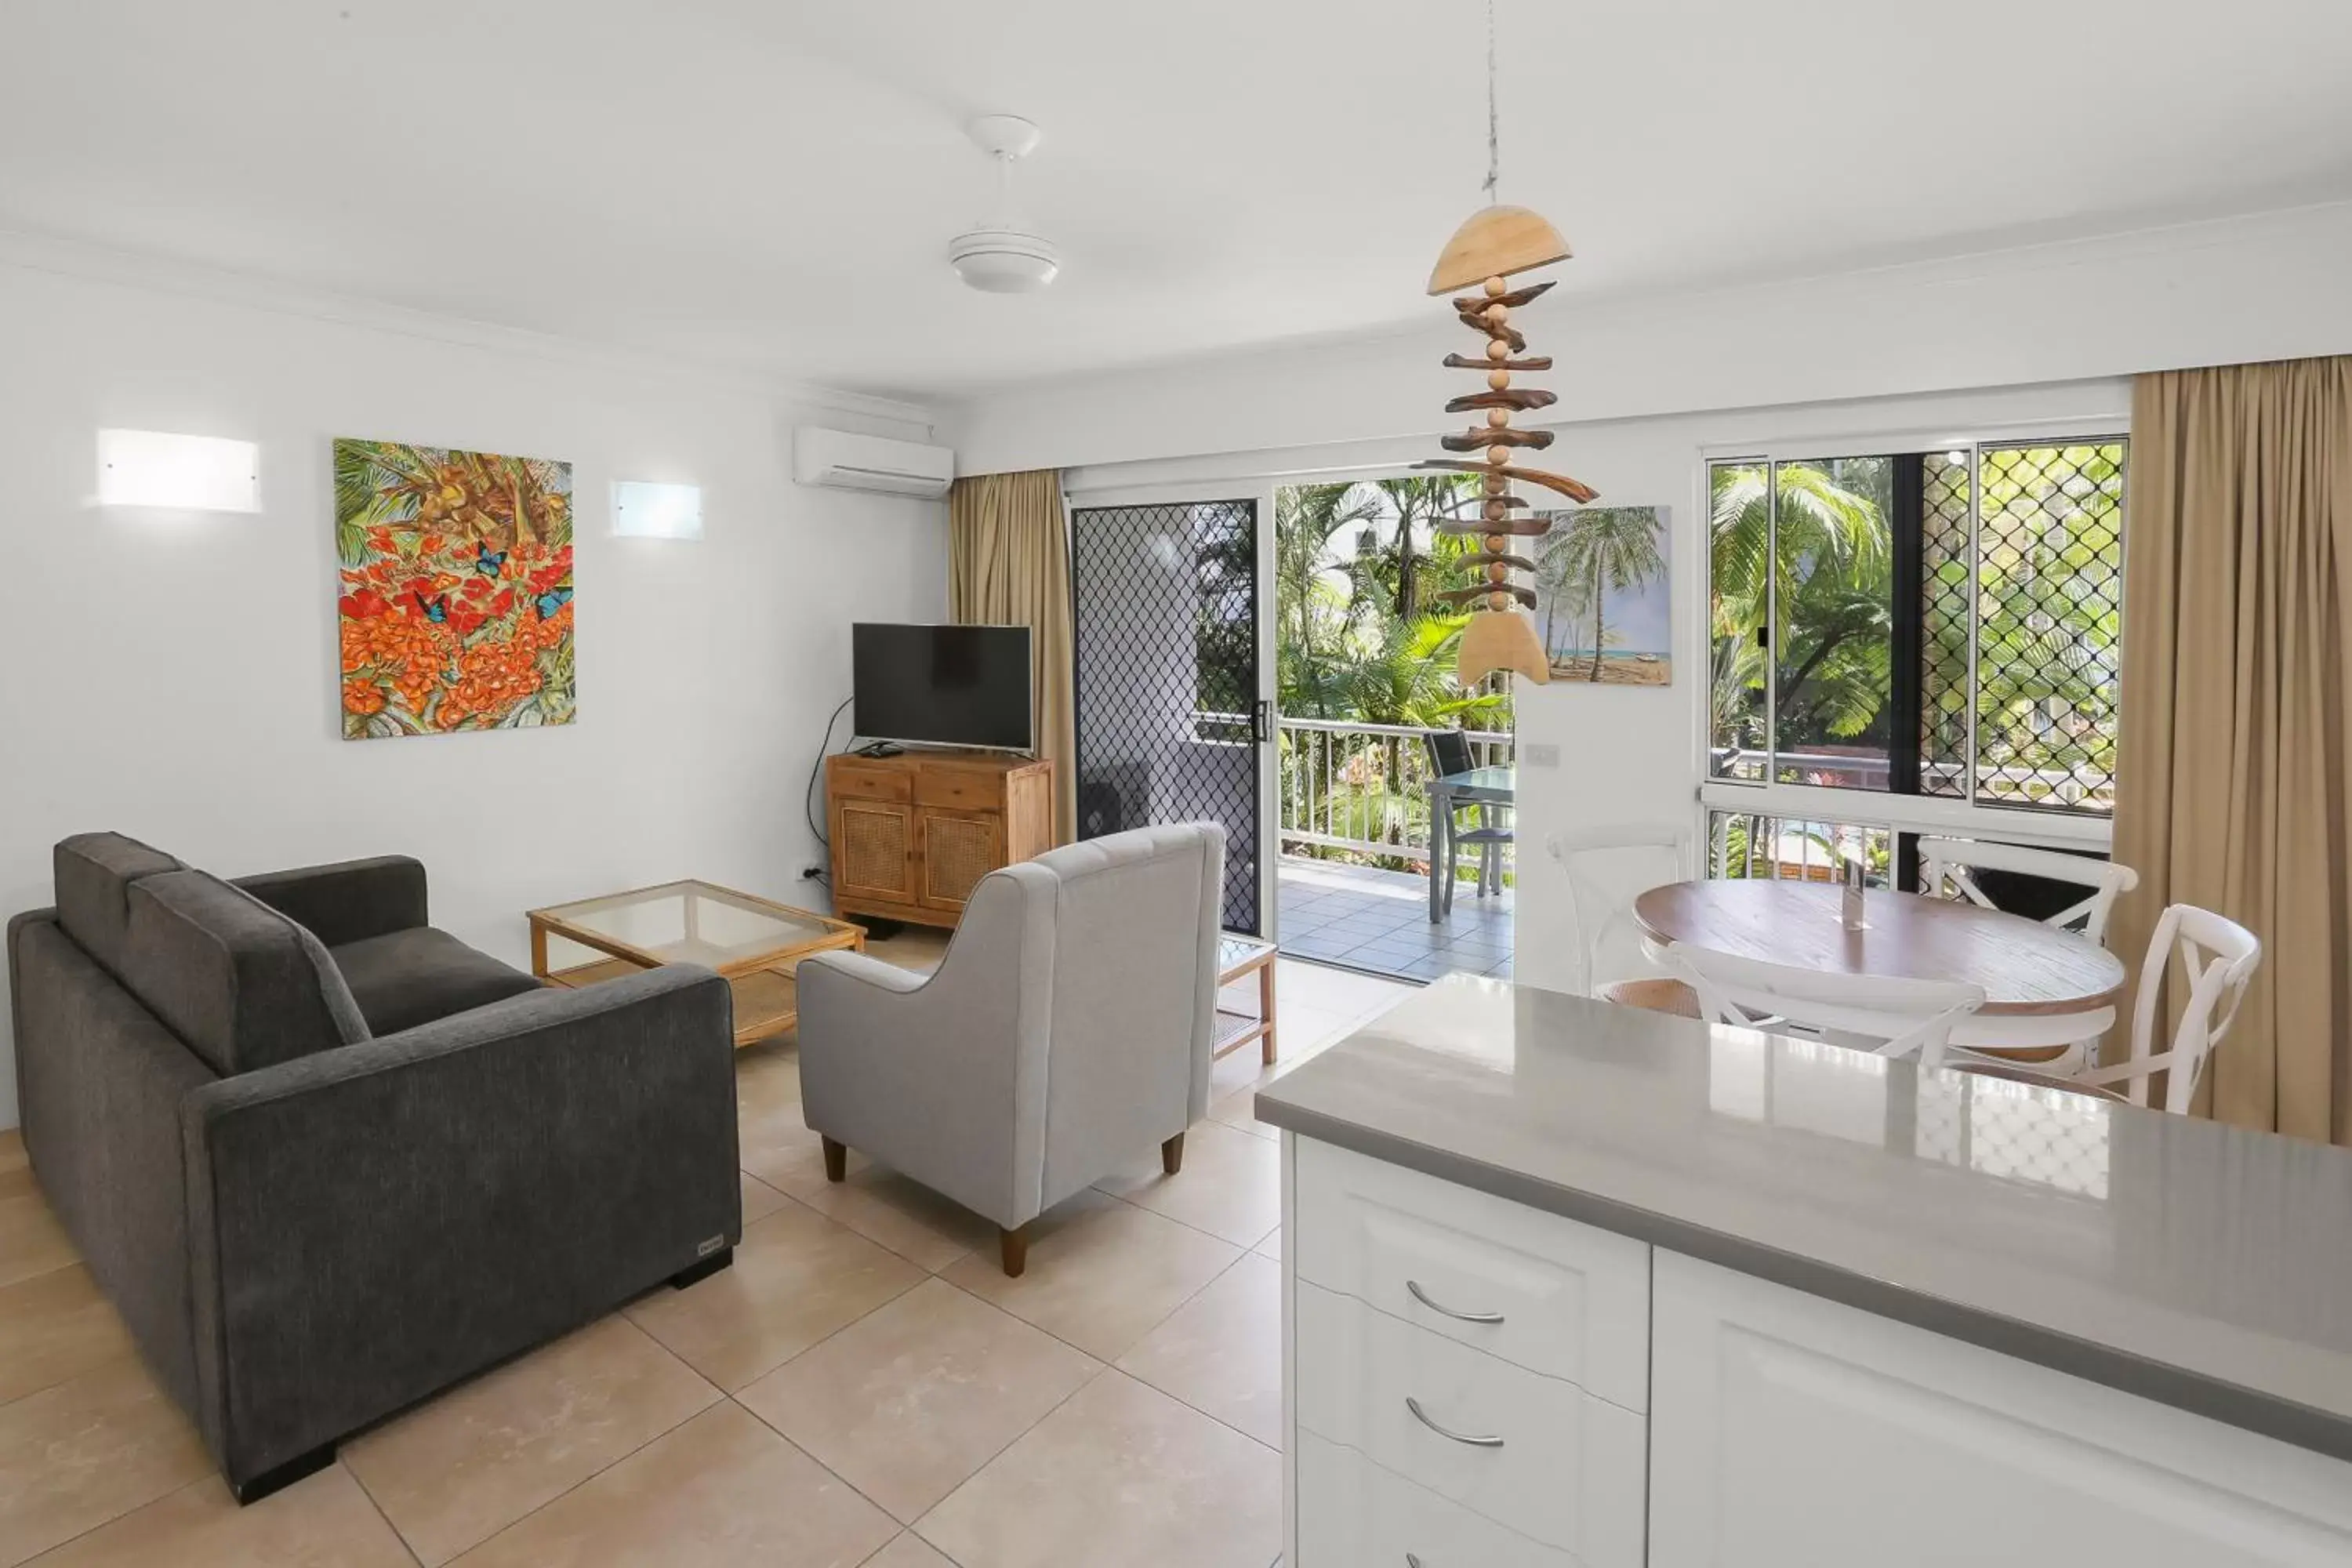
[
  {"left": 824, "top": 750, "right": 1056, "bottom": 931},
  {"left": 851, "top": 741, "right": 905, "bottom": 758}
]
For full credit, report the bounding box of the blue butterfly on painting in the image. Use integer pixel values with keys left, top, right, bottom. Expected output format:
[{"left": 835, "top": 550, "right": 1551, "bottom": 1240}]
[
  {"left": 535, "top": 586, "right": 574, "bottom": 620},
  {"left": 474, "top": 542, "right": 507, "bottom": 576},
  {"left": 412, "top": 592, "right": 450, "bottom": 623}
]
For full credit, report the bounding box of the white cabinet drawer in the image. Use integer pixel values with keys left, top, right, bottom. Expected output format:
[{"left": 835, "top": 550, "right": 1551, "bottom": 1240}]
[
  {"left": 1297, "top": 1280, "right": 1646, "bottom": 1567},
  {"left": 1295, "top": 1428, "right": 1577, "bottom": 1568},
  {"left": 1294, "top": 1138, "right": 1650, "bottom": 1410}
]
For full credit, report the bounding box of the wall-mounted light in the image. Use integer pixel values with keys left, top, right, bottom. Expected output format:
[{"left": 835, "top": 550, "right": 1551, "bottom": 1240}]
[
  {"left": 612, "top": 479, "right": 702, "bottom": 540},
  {"left": 96, "top": 429, "right": 260, "bottom": 512}
]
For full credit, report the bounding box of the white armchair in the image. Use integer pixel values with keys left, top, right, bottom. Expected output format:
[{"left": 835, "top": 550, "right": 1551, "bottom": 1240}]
[{"left": 796, "top": 822, "right": 1225, "bottom": 1276}]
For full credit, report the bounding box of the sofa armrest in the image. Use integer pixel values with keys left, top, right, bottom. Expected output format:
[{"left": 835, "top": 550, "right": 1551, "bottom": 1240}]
[
  {"left": 180, "top": 966, "right": 737, "bottom": 1487},
  {"left": 232, "top": 855, "right": 427, "bottom": 946}
]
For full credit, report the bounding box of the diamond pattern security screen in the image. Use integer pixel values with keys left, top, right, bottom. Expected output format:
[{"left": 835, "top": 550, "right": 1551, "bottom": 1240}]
[
  {"left": 1969, "top": 442, "right": 2125, "bottom": 811},
  {"left": 1069, "top": 499, "right": 1263, "bottom": 935},
  {"left": 1710, "top": 437, "right": 2126, "bottom": 820}
]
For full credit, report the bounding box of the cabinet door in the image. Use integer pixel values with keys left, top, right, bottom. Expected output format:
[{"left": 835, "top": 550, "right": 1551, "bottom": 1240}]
[
  {"left": 918, "top": 807, "right": 1003, "bottom": 912},
  {"left": 832, "top": 798, "right": 915, "bottom": 902},
  {"left": 1648, "top": 1252, "right": 2352, "bottom": 1567}
]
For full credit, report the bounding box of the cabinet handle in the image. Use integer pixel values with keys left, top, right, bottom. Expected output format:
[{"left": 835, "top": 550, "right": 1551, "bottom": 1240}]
[
  {"left": 1405, "top": 1396, "right": 1505, "bottom": 1448},
  {"left": 1406, "top": 1279, "right": 1504, "bottom": 1324}
]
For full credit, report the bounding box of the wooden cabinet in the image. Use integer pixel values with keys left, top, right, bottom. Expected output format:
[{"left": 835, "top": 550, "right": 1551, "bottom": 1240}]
[
  {"left": 825, "top": 750, "right": 1054, "bottom": 930},
  {"left": 1646, "top": 1251, "right": 2352, "bottom": 1567}
]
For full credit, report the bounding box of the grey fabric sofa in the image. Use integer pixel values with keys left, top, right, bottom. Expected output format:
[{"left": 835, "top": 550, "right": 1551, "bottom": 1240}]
[
  {"left": 797, "top": 822, "right": 1223, "bottom": 1277},
  {"left": 5, "top": 833, "right": 741, "bottom": 1503}
]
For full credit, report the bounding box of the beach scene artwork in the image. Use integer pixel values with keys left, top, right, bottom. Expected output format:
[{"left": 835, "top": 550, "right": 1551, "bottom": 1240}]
[{"left": 1530, "top": 504, "right": 1671, "bottom": 685}]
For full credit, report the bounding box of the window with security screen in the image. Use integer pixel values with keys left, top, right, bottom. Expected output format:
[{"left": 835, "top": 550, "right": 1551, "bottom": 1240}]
[{"left": 1707, "top": 436, "right": 2127, "bottom": 819}]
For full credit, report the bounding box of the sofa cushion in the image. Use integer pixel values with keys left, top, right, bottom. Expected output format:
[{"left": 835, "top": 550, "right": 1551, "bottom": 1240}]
[
  {"left": 54, "top": 833, "right": 184, "bottom": 977},
  {"left": 120, "top": 871, "right": 371, "bottom": 1076},
  {"left": 328, "top": 927, "right": 543, "bottom": 1036}
]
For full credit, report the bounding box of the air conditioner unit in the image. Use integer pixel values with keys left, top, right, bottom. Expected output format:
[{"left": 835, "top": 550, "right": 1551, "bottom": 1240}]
[{"left": 792, "top": 427, "right": 955, "bottom": 499}]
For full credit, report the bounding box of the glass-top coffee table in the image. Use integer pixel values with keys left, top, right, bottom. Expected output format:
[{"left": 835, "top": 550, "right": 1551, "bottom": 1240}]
[{"left": 527, "top": 880, "right": 866, "bottom": 1048}]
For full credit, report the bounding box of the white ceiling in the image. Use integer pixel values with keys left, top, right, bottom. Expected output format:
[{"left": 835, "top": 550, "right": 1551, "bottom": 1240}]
[{"left": 7, "top": 1, "right": 2351, "bottom": 403}]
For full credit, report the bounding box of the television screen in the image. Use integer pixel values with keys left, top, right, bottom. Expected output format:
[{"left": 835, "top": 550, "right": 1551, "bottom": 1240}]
[{"left": 852, "top": 623, "right": 1033, "bottom": 750}]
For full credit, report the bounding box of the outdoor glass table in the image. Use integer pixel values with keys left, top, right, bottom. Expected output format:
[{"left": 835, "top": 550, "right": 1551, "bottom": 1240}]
[{"left": 1425, "top": 764, "right": 1515, "bottom": 921}]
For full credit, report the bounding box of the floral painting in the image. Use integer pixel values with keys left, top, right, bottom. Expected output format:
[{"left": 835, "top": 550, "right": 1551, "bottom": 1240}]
[{"left": 335, "top": 439, "right": 575, "bottom": 739}]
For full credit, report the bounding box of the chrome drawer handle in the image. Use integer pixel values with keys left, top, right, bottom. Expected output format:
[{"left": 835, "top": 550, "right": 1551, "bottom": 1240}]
[
  {"left": 1406, "top": 1396, "right": 1505, "bottom": 1448},
  {"left": 1406, "top": 1279, "right": 1504, "bottom": 1324}
]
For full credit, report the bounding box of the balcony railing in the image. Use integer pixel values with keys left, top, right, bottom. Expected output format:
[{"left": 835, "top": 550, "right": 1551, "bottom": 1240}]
[
  {"left": 1279, "top": 717, "right": 1514, "bottom": 880},
  {"left": 1711, "top": 748, "right": 2114, "bottom": 813}
]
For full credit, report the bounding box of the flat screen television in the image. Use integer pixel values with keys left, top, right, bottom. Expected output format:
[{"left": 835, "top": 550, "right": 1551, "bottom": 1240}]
[{"left": 852, "top": 622, "right": 1033, "bottom": 751}]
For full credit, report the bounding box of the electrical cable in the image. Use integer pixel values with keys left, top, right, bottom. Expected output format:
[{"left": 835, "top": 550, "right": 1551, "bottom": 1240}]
[{"left": 805, "top": 696, "right": 854, "bottom": 866}]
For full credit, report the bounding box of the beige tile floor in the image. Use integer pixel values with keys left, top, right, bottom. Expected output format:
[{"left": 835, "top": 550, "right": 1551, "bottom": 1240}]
[{"left": 0, "top": 946, "right": 1411, "bottom": 1568}]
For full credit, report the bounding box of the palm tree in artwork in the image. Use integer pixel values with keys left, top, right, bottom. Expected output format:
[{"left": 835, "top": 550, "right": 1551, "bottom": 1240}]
[{"left": 1550, "top": 507, "right": 1667, "bottom": 681}]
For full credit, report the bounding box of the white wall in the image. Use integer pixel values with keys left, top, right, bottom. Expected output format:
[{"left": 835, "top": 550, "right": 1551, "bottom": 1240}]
[
  {"left": 0, "top": 260, "right": 945, "bottom": 1127},
  {"left": 946, "top": 201, "right": 2352, "bottom": 474}
]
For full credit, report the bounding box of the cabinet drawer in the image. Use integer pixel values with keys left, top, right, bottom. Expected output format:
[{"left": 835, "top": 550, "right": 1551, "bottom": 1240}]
[
  {"left": 913, "top": 768, "right": 996, "bottom": 810},
  {"left": 1295, "top": 1428, "right": 1575, "bottom": 1568},
  {"left": 1297, "top": 1281, "right": 1646, "bottom": 1566},
  {"left": 1294, "top": 1138, "right": 1649, "bottom": 1410},
  {"left": 830, "top": 764, "right": 911, "bottom": 804}
]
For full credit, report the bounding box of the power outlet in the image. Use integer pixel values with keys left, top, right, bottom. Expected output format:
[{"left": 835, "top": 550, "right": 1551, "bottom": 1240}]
[{"left": 1523, "top": 742, "right": 1562, "bottom": 768}]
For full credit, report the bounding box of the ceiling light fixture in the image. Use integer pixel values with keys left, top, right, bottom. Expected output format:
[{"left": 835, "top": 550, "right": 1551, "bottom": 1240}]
[{"left": 947, "top": 114, "right": 1060, "bottom": 294}]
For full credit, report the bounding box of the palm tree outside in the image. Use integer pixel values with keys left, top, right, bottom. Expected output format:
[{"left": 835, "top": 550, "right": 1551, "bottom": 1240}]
[{"left": 1275, "top": 475, "right": 1508, "bottom": 881}]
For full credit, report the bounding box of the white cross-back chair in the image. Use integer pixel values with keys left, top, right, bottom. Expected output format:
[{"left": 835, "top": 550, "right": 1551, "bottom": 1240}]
[
  {"left": 2074, "top": 902, "right": 2261, "bottom": 1113},
  {"left": 1916, "top": 837, "right": 2139, "bottom": 947},
  {"left": 1661, "top": 942, "right": 1987, "bottom": 1067},
  {"left": 1545, "top": 826, "right": 1697, "bottom": 1017}
]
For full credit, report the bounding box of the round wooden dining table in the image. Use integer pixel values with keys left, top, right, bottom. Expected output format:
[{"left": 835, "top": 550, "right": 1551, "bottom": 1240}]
[{"left": 1632, "top": 880, "right": 2129, "bottom": 1051}]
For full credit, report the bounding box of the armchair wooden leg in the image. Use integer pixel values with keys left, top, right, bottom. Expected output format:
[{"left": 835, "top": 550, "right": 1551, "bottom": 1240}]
[
  {"left": 821, "top": 1137, "right": 847, "bottom": 1183},
  {"left": 1162, "top": 1131, "right": 1185, "bottom": 1175},
  {"left": 999, "top": 1224, "right": 1030, "bottom": 1278}
]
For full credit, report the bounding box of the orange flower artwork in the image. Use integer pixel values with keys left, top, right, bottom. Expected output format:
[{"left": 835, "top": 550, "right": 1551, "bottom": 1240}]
[{"left": 333, "top": 439, "right": 576, "bottom": 739}]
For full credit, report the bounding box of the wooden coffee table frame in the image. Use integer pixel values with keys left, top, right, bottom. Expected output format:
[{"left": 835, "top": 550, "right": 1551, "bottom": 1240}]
[
  {"left": 1214, "top": 936, "right": 1279, "bottom": 1067},
  {"left": 528, "top": 880, "right": 866, "bottom": 1049}
]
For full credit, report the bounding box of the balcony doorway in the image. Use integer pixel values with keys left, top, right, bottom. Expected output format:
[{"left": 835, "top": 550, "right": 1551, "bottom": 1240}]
[{"left": 1272, "top": 477, "right": 1515, "bottom": 982}]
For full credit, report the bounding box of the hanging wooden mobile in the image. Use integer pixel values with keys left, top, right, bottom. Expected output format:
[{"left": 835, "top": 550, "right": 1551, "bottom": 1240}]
[{"left": 1417, "top": 2, "right": 1595, "bottom": 687}]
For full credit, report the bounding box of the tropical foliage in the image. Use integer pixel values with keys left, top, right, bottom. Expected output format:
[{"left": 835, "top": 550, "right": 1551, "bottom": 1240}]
[
  {"left": 1707, "top": 442, "right": 2124, "bottom": 808},
  {"left": 1275, "top": 477, "right": 1502, "bottom": 728},
  {"left": 336, "top": 440, "right": 577, "bottom": 739},
  {"left": 1276, "top": 476, "right": 1507, "bottom": 877}
]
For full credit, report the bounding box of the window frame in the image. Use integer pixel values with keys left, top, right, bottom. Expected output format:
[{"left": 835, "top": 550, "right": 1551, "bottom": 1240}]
[{"left": 1693, "top": 419, "right": 2127, "bottom": 858}]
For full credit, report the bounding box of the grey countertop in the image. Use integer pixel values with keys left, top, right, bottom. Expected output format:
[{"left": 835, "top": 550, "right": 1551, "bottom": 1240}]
[{"left": 1254, "top": 975, "right": 2352, "bottom": 1461}]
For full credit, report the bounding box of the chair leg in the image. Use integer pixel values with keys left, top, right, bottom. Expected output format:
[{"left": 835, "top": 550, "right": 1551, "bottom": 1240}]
[
  {"left": 999, "top": 1224, "right": 1031, "bottom": 1278},
  {"left": 821, "top": 1137, "right": 847, "bottom": 1183},
  {"left": 1162, "top": 1131, "right": 1185, "bottom": 1175}
]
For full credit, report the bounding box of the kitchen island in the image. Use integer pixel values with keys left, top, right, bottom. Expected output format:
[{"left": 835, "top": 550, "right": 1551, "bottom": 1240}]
[{"left": 1254, "top": 975, "right": 2352, "bottom": 1567}]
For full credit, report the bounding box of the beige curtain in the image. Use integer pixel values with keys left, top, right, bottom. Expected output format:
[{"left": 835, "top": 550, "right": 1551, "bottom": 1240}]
[
  {"left": 2109, "top": 357, "right": 2352, "bottom": 1144},
  {"left": 948, "top": 469, "right": 1076, "bottom": 844}
]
